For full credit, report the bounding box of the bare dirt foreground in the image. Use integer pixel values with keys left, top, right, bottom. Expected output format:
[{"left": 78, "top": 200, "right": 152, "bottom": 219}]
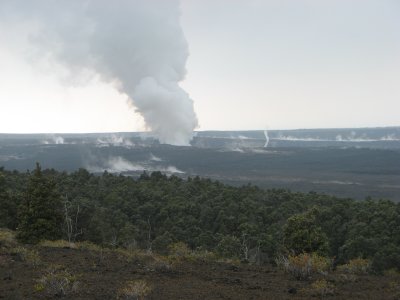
[{"left": 1, "top": 244, "right": 399, "bottom": 300}]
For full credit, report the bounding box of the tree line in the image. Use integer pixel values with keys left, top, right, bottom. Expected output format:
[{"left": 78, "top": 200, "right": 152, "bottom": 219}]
[{"left": 0, "top": 164, "right": 399, "bottom": 273}]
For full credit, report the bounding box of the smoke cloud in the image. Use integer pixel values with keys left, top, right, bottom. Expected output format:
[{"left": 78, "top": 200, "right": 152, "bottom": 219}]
[{"left": 1, "top": 0, "right": 198, "bottom": 145}]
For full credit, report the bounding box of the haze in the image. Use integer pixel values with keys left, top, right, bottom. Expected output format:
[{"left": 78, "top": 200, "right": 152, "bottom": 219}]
[{"left": 0, "top": 0, "right": 399, "bottom": 135}]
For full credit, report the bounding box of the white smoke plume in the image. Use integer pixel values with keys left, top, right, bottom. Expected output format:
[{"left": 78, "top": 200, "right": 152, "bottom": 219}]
[
  {"left": 1, "top": 0, "right": 198, "bottom": 145},
  {"left": 42, "top": 135, "right": 64, "bottom": 145},
  {"left": 149, "top": 153, "right": 163, "bottom": 162},
  {"left": 87, "top": 156, "right": 184, "bottom": 174},
  {"left": 264, "top": 130, "right": 270, "bottom": 148},
  {"left": 96, "top": 134, "right": 134, "bottom": 148}
]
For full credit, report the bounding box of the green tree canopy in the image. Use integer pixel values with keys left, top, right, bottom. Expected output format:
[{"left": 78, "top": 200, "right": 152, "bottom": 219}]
[
  {"left": 283, "top": 208, "right": 329, "bottom": 255},
  {"left": 16, "top": 163, "right": 63, "bottom": 244}
]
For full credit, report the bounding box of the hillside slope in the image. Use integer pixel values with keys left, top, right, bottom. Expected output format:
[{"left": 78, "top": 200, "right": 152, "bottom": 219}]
[{"left": 1, "top": 240, "right": 398, "bottom": 299}]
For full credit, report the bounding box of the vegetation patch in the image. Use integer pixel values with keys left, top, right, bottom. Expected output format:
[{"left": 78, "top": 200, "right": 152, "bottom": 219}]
[
  {"left": 35, "top": 264, "right": 79, "bottom": 297},
  {"left": 117, "top": 279, "right": 151, "bottom": 300},
  {"left": 304, "top": 279, "right": 335, "bottom": 298},
  {"left": 76, "top": 241, "right": 104, "bottom": 252},
  {"left": 1, "top": 166, "right": 400, "bottom": 275},
  {"left": 276, "top": 253, "right": 331, "bottom": 280},
  {"left": 10, "top": 246, "right": 41, "bottom": 266},
  {"left": 1, "top": 166, "right": 400, "bottom": 299},
  {"left": 387, "top": 281, "right": 400, "bottom": 299},
  {"left": 0, "top": 228, "right": 16, "bottom": 249},
  {"left": 337, "top": 258, "right": 371, "bottom": 275},
  {"left": 40, "top": 239, "right": 77, "bottom": 249}
]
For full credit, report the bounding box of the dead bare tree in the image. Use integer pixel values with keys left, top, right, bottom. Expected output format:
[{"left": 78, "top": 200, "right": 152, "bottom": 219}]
[
  {"left": 241, "top": 233, "right": 250, "bottom": 261},
  {"left": 109, "top": 230, "right": 118, "bottom": 248},
  {"left": 146, "top": 217, "right": 152, "bottom": 254},
  {"left": 63, "top": 196, "right": 82, "bottom": 244}
]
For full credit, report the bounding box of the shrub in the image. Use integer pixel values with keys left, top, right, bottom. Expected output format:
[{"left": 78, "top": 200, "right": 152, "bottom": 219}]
[
  {"left": 337, "top": 258, "right": 371, "bottom": 275},
  {"left": 165, "top": 242, "right": 196, "bottom": 265},
  {"left": 307, "top": 279, "right": 335, "bottom": 297},
  {"left": 36, "top": 265, "right": 79, "bottom": 297},
  {"left": 388, "top": 281, "right": 400, "bottom": 299},
  {"left": 115, "top": 248, "right": 156, "bottom": 266},
  {"left": 166, "top": 243, "right": 217, "bottom": 264},
  {"left": 0, "top": 228, "right": 16, "bottom": 249},
  {"left": 337, "top": 274, "right": 358, "bottom": 283},
  {"left": 311, "top": 253, "right": 331, "bottom": 275},
  {"left": 216, "top": 257, "right": 241, "bottom": 265},
  {"left": 276, "top": 253, "right": 331, "bottom": 280},
  {"left": 11, "top": 246, "right": 41, "bottom": 266},
  {"left": 384, "top": 268, "right": 400, "bottom": 277},
  {"left": 191, "top": 249, "right": 217, "bottom": 262},
  {"left": 216, "top": 236, "right": 241, "bottom": 259},
  {"left": 0, "top": 254, "right": 12, "bottom": 267},
  {"left": 150, "top": 258, "right": 173, "bottom": 273},
  {"left": 152, "top": 232, "right": 173, "bottom": 254},
  {"left": 168, "top": 242, "right": 191, "bottom": 257},
  {"left": 117, "top": 280, "right": 151, "bottom": 300},
  {"left": 77, "top": 241, "right": 103, "bottom": 252},
  {"left": 40, "top": 240, "right": 77, "bottom": 249}
]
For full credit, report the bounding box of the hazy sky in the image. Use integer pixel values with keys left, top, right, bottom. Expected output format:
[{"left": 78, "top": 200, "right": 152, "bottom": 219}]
[{"left": 0, "top": 0, "right": 399, "bottom": 133}]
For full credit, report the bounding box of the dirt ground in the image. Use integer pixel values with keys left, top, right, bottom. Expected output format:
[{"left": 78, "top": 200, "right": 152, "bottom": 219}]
[{"left": 1, "top": 246, "right": 399, "bottom": 299}]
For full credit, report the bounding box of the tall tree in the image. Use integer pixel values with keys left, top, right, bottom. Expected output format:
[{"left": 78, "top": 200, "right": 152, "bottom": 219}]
[
  {"left": 283, "top": 208, "right": 329, "bottom": 255},
  {"left": 0, "top": 169, "right": 15, "bottom": 228},
  {"left": 17, "top": 163, "right": 63, "bottom": 244}
]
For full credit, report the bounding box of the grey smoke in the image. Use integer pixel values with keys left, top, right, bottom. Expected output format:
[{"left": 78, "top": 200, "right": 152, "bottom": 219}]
[{"left": 1, "top": 0, "right": 198, "bottom": 145}]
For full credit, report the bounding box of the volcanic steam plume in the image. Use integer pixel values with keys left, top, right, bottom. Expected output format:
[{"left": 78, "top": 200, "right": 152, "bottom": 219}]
[{"left": 1, "top": 0, "right": 198, "bottom": 145}]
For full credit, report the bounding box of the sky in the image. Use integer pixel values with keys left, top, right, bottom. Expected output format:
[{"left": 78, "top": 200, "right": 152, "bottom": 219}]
[{"left": 0, "top": 0, "right": 399, "bottom": 134}]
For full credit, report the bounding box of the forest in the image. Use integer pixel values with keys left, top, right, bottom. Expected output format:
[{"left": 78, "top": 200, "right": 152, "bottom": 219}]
[{"left": 1, "top": 164, "right": 399, "bottom": 274}]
